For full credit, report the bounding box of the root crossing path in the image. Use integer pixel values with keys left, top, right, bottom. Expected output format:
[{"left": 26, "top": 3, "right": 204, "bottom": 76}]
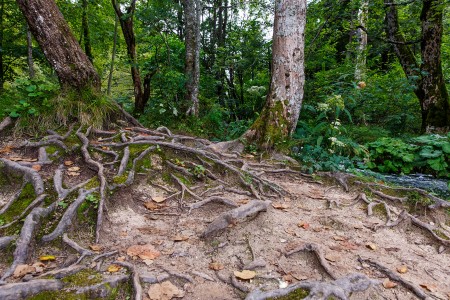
[{"left": 0, "top": 123, "right": 449, "bottom": 300}]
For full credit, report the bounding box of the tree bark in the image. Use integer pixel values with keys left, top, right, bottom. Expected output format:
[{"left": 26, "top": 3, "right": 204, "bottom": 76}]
[
  {"left": 82, "top": 0, "right": 94, "bottom": 63},
  {"left": 183, "top": 0, "right": 202, "bottom": 116},
  {"left": 107, "top": 15, "right": 119, "bottom": 96},
  {"left": 0, "top": 0, "right": 4, "bottom": 92},
  {"left": 355, "top": 0, "right": 369, "bottom": 81},
  {"left": 26, "top": 25, "right": 35, "bottom": 79},
  {"left": 16, "top": 0, "right": 100, "bottom": 91},
  {"left": 384, "top": 0, "right": 449, "bottom": 132},
  {"left": 244, "top": 0, "right": 306, "bottom": 149},
  {"left": 112, "top": 0, "right": 149, "bottom": 114}
]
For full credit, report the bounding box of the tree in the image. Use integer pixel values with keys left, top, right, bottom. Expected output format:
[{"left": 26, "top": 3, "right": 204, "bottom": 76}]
[
  {"left": 16, "top": 0, "right": 100, "bottom": 91},
  {"left": 112, "top": 0, "right": 151, "bottom": 114},
  {"left": 183, "top": 0, "right": 202, "bottom": 116},
  {"left": 355, "top": 0, "right": 369, "bottom": 81},
  {"left": 81, "top": 0, "right": 94, "bottom": 63},
  {"left": 243, "top": 0, "right": 307, "bottom": 149},
  {"left": 385, "top": 0, "right": 449, "bottom": 132}
]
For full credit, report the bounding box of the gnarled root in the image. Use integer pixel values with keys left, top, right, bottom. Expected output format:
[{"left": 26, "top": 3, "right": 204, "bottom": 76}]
[
  {"left": 0, "top": 279, "right": 62, "bottom": 300},
  {"left": 245, "top": 273, "right": 379, "bottom": 300}
]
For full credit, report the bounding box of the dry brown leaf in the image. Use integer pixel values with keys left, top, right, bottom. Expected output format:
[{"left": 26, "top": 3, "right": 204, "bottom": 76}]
[
  {"left": 272, "top": 203, "right": 290, "bottom": 210},
  {"left": 39, "top": 255, "right": 56, "bottom": 261},
  {"left": 152, "top": 196, "right": 166, "bottom": 203},
  {"left": 117, "top": 256, "right": 126, "bottom": 262},
  {"left": 89, "top": 244, "right": 103, "bottom": 252},
  {"left": 144, "top": 201, "right": 159, "bottom": 210},
  {"left": 340, "top": 241, "right": 359, "bottom": 251},
  {"left": 9, "top": 157, "right": 37, "bottom": 162},
  {"left": 397, "top": 265, "right": 408, "bottom": 274},
  {"left": 13, "top": 264, "right": 36, "bottom": 278},
  {"left": 102, "top": 146, "right": 110, "bottom": 151},
  {"left": 172, "top": 235, "right": 189, "bottom": 242},
  {"left": 64, "top": 160, "right": 74, "bottom": 166},
  {"left": 324, "top": 254, "right": 338, "bottom": 262},
  {"left": 234, "top": 270, "right": 256, "bottom": 280},
  {"left": 107, "top": 264, "right": 121, "bottom": 273},
  {"left": 68, "top": 166, "right": 80, "bottom": 172},
  {"left": 333, "top": 236, "right": 346, "bottom": 241},
  {"left": 67, "top": 171, "right": 81, "bottom": 176},
  {"left": 297, "top": 221, "right": 310, "bottom": 229},
  {"left": 241, "top": 154, "right": 254, "bottom": 159},
  {"left": 420, "top": 283, "right": 437, "bottom": 292},
  {"left": 0, "top": 145, "right": 13, "bottom": 153},
  {"left": 32, "top": 262, "right": 45, "bottom": 273},
  {"left": 366, "top": 243, "right": 377, "bottom": 251},
  {"left": 32, "top": 165, "right": 42, "bottom": 171},
  {"left": 127, "top": 244, "right": 160, "bottom": 260},
  {"left": 209, "top": 262, "right": 224, "bottom": 271},
  {"left": 383, "top": 278, "right": 397, "bottom": 289},
  {"left": 237, "top": 199, "right": 249, "bottom": 205},
  {"left": 148, "top": 281, "right": 185, "bottom": 300}
]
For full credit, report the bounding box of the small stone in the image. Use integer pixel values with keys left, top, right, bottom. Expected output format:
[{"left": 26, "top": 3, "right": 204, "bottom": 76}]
[{"left": 355, "top": 266, "right": 362, "bottom": 270}]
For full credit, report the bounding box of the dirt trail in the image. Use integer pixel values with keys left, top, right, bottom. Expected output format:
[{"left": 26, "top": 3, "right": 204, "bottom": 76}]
[
  {"left": 101, "top": 170, "right": 450, "bottom": 300},
  {"left": 0, "top": 124, "right": 449, "bottom": 300}
]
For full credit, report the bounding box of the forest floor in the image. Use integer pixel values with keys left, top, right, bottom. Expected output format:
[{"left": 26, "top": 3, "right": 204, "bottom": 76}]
[{"left": 0, "top": 121, "right": 449, "bottom": 300}]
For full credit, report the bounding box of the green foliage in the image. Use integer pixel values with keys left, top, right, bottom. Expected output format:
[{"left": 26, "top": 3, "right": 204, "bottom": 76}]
[
  {"left": 364, "top": 134, "right": 450, "bottom": 177},
  {"left": 86, "top": 193, "right": 99, "bottom": 209}
]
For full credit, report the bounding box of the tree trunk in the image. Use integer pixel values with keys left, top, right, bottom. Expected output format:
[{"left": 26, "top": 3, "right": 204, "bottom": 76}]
[
  {"left": 385, "top": 0, "right": 449, "bottom": 132},
  {"left": 183, "top": 0, "right": 202, "bottom": 116},
  {"left": 419, "top": 0, "right": 449, "bottom": 131},
  {"left": 16, "top": 0, "right": 100, "bottom": 91},
  {"left": 244, "top": 0, "right": 306, "bottom": 149},
  {"left": 0, "top": 0, "right": 4, "bottom": 92},
  {"left": 26, "top": 25, "right": 35, "bottom": 79},
  {"left": 82, "top": 0, "right": 93, "bottom": 63},
  {"left": 355, "top": 0, "right": 369, "bottom": 81},
  {"left": 107, "top": 16, "right": 119, "bottom": 96},
  {"left": 112, "top": 0, "right": 149, "bottom": 115}
]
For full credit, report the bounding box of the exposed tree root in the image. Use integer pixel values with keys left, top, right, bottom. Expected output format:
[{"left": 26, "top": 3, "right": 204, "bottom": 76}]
[
  {"left": 201, "top": 200, "right": 271, "bottom": 237},
  {"left": 0, "top": 116, "right": 13, "bottom": 133},
  {"left": 0, "top": 236, "right": 17, "bottom": 250},
  {"left": 0, "top": 194, "right": 47, "bottom": 230},
  {"left": 285, "top": 243, "right": 338, "bottom": 280},
  {"left": 245, "top": 273, "right": 379, "bottom": 300},
  {"left": 189, "top": 196, "right": 238, "bottom": 213},
  {"left": 358, "top": 258, "right": 430, "bottom": 300},
  {"left": 71, "top": 274, "right": 129, "bottom": 298},
  {"left": 115, "top": 261, "right": 143, "bottom": 300},
  {"left": 0, "top": 158, "right": 45, "bottom": 195},
  {"left": 0, "top": 182, "right": 26, "bottom": 215},
  {"left": 0, "top": 279, "right": 63, "bottom": 300}
]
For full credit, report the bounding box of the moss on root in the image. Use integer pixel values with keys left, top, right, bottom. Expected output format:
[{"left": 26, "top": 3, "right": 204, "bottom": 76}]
[{"left": 269, "top": 288, "right": 310, "bottom": 299}]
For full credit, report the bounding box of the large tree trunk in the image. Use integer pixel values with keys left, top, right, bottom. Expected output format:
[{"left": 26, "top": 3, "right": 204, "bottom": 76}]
[
  {"left": 112, "top": 0, "right": 149, "bottom": 115},
  {"left": 16, "top": 0, "right": 100, "bottom": 91},
  {"left": 244, "top": 0, "right": 306, "bottom": 149},
  {"left": 385, "top": 0, "right": 449, "bottom": 132},
  {"left": 0, "top": 0, "right": 4, "bottom": 92},
  {"left": 419, "top": 0, "right": 449, "bottom": 131},
  {"left": 355, "top": 0, "right": 369, "bottom": 81},
  {"left": 183, "top": 0, "right": 202, "bottom": 116},
  {"left": 107, "top": 16, "right": 119, "bottom": 96}
]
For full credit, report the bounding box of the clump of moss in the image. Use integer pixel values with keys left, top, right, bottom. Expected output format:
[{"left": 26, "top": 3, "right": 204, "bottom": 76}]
[
  {"left": 85, "top": 177, "right": 100, "bottom": 189},
  {"left": 0, "top": 183, "right": 36, "bottom": 224},
  {"left": 112, "top": 174, "right": 128, "bottom": 185},
  {"left": 269, "top": 288, "right": 310, "bottom": 299},
  {"left": 62, "top": 269, "right": 103, "bottom": 287}
]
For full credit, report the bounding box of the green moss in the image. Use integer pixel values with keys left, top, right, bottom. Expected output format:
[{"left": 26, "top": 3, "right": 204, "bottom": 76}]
[
  {"left": 372, "top": 203, "right": 388, "bottom": 217},
  {"left": 62, "top": 269, "right": 103, "bottom": 287},
  {"left": 433, "top": 229, "right": 449, "bottom": 240},
  {"left": 269, "top": 288, "right": 310, "bottom": 299},
  {"left": 0, "top": 183, "right": 36, "bottom": 224},
  {"left": 45, "top": 145, "right": 60, "bottom": 155},
  {"left": 112, "top": 174, "right": 128, "bottom": 185},
  {"left": 85, "top": 177, "right": 100, "bottom": 189}
]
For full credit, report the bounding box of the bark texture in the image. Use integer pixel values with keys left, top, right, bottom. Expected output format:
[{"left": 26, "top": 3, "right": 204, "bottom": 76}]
[
  {"left": 107, "top": 16, "right": 119, "bottom": 96},
  {"left": 26, "top": 25, "right": 35, "bottom": 79},
  {"left": 112, "top": 0, "right": 150, "bottom": 114},
  {"left": 81, "top": 0, "right": 93, "bottom": 63},
  {"left": 244, "top": 0, "right": 306, "bottom": 149},
  {"left": 15, "top": 0, "right": 100, "bottom": 90},
  {"left": 183, "top": 0, "right": 202, "bottom": 116},
  {"left": 385, "top": 0, "right": 449, "bottom": 131},
  {"left": 355, "top": 0, "right": 369, "bottom": 81},
  {"left": 0, "top": 0, "right": 4, "bottom": 91}
]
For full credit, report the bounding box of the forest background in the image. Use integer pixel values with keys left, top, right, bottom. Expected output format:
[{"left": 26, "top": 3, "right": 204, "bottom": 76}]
[{"left": 0, "top": 0, "right": 449, "bottom": 185}]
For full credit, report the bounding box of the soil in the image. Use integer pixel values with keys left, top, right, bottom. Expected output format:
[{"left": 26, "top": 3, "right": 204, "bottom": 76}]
[{"left": 0, "top": 124, "right": 449, "bottom": 300}]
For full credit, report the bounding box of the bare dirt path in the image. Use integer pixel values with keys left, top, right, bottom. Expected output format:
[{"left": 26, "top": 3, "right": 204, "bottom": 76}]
[{"left": 0, "top": 122, "right": 449, "bottom": 300}]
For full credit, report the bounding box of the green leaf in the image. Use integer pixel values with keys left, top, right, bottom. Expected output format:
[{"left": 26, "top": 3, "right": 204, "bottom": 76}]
[
  {"left": 9, "top": 111, "right": 20, "bottom": 118},
  {"left": 427, "top": 157, "right": 447, "bottom": 171},
  {"left": 419, "top": 146, "right": 442, "bottom": 158},
  {"left": 25, "top": 85, "right": 37, "bottom": 92}
]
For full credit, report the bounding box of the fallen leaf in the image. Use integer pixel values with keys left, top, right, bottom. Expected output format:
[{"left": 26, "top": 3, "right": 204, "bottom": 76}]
[
  {"left": 383, "top": 278, "right": 397, "bottom": 289},
  {"left": 297, "top": 221, "right": 310, "bottom": 229},
  {"left": 107, "top": 265, "right": 121, "bottom": 273},
  {"left": 64, "top": 160, "right": 74, "bottom": 166},
  {"left": 209, "top": 262, "right": 224, "bottom": 271},
  {"left": 291, "top": 272, "right": 308, "bottom": 281},
  {"left": 242, "top": 154, "right": 254, "bottom": 159},
  {"left": 68, "top": 166, "right": 80, "bottom": 172},
  {"left": 9, "top": 157, "right": 37, "bottom": 162},
  {"left": 237, "top": 199, "right": 249, "bottom": 205},
  {"left": 420, "top": 283, "right": 437, "bottom": 292},
  {"left": 32, "top": 262, "right": 45, "bottom": 273},
  {"left": 340, "top": 241, "right": 359, "bottom": 251},
  {"left": 272, "top": 203, "right": 290, "bottom": 210},
  {"left": 366, "top": 243, "right": 377, "bottom": 251},
  {"left": 282, "top": 274, "right": 294, "bottom": 283},
  {"left": 0, "top": 145, "right": 13, "bottom": 153},
  {"left": 117, "top": 256, "right": 126, "bottom": 262},
  {"left": 32, "top": 165, "right": 42, "bottom": 171},
  {"left": 152, "top": 196, "right": 166, "bottom": 203},
  {"left": 90, "top": 244, "right": 103, "bottom": 252},
  {"left": 67, "top": 171, "right": 80, "bottom": 176},
  {"left": 13, "top": 264, "right": 36, "bottom": 278},
  {"left": 148, "top": 281, "right": 185, "bottom": 300},
  {"left": 397, "top": 265, "right": 408, "bottom": 274},
  {"left": 172, "top": 235, "right": 189, "bottom": 242},
  {"left": 39, "top": 255, "right": 56, "bottom": 261},
  {"left": 127, "top": 244, "right": 160, "bottom": 260},
  {"left": 333, "top": 236, "right": 346, "bottom": 241},
  {"left": 144, "top": 201, "right": 159, "bottom": 210},
  {"left": 325, "top": 254, "right": 338, "bottom": 262},
  {"left": 101, "top": 146, "right": 110, "bottom": 151},
  {"left": 234, "top": 270, "right": 256, "bottom": 280}
]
